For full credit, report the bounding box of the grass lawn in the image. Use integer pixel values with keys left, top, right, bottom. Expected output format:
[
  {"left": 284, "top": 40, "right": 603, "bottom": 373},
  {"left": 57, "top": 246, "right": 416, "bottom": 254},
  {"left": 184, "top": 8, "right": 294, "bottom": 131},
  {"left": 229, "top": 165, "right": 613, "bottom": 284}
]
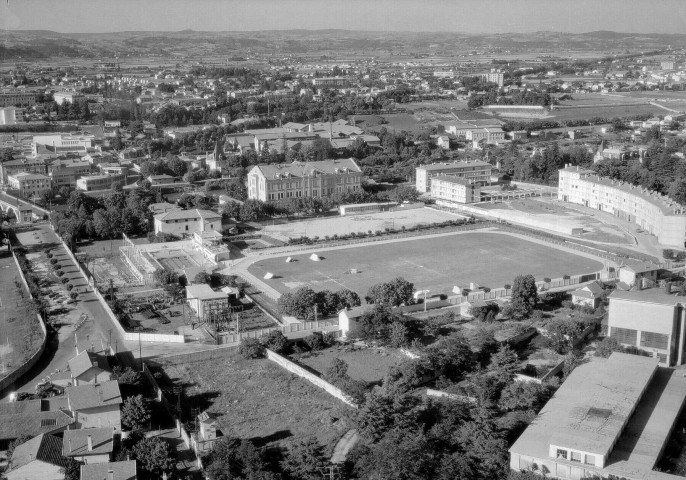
[
  {"left": 248, "top": 230, "right": 604, "bottom": 297},
  {"left": 0, "top": 252, "right": 44, "bottom": 377},
  {"left": 158, "top": 353, "right": 354, "bottom": 452},
  {"left": 292, "top": 345, "right": 406, "bottom": 383}
]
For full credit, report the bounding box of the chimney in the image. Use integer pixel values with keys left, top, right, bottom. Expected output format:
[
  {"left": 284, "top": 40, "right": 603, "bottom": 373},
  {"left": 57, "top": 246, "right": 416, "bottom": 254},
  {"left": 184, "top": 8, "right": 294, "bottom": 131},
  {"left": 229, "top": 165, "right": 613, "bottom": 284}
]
[
  {"left": 107, "top": 470, "right": 114, "bottom": 480},
  {"left": 68, "top": 438, "right": 72, "bottom": 453},
  {"left": 98, "top": 388, "right": 104, "bottom": 403},
  {"left": 87, "top": 435, "right": 93, "bottom": 452}
]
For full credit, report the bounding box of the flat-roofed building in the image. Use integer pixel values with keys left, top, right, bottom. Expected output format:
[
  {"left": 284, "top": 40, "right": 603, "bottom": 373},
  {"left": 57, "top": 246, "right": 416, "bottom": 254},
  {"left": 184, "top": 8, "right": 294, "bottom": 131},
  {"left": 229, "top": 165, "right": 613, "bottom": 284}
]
[
  {"left": 48, "top": 158, "right": 92, "bottom": 187},
  {"left": 248, "top": 158, "right": 362, "bottom": 202},
  {"left": 312, "top": 77, "right": 350, "bottom": 88},
  {"left": 607, "top": 288, "right": 686, "bottom": 366},
  {"left": 0, "top": 91, "right": 36, "bottom": 107},
  {"left": 415, "top": 160, "right": 491, "bottom": 193},
  {"left": 558, "top": 165, "right": 686, "bottom": 246},
  {"left": 76, "top": 173, "right": 127, "bottom": 192},
  {"left": 53, "top": 91, "right": 84, "bottom": 105},
  {"left": 32, "top": 134, "right": 95, "bottom": 156},
  {"left": 7, "top": 172, "right": 52, "bottom": 198},
  {"left": 0, "top": 107, "right": 23, "bottom": 125},
  {"left": 430, "top": 175, "right": 481, "bottom": 204},
  {"left": 509, "top": 352, "right": 686, "bottom": 480}
]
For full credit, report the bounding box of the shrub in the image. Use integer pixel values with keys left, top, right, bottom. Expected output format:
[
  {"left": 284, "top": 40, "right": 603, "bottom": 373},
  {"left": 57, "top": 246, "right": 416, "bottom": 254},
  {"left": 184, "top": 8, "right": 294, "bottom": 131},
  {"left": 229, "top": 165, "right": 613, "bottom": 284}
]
[
  {"left": 504, "top": 284, "right": 511, "bottom": 290},
  {"left": 304, "top": 331, "right": 327, "bottom": 351},
  {"left": 50, "top": 258, "right": 58, "bottom": 264},
  {"left": 239, "top": 338, "right": 265, "bottom": 359},
  {"left": 562, "top": 274, "right": 570, "bottom": 280},
  {"left": 61, "top": 277, "right": 69, "bottom": 284},
  {"left": 262, "top": 330, "right": 291, "bottom": 355},
  {"left": 69, "top": 292, "right": 78, "bottom": 300},
  {"left": 56, "top": 270, "right": 64, "bottom": 277},
  {"left": 561, "top": 300, "right": 575, "bottom": 310},
  {"left": 543, "top": 277, "right": 552, "bottom": 283},
  {"left": 66, "top": 284, "right": 73, "bottom": 291}
]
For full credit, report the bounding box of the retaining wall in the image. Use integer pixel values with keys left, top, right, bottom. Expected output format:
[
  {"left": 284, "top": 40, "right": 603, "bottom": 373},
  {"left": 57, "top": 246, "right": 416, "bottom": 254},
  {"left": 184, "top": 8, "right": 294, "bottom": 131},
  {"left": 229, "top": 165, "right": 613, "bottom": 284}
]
[
  {"left": 0, "top": 252, "right": 48, "bottom": 394},
  {"left": 265, "top": 349, "right": 357, "bottom": 408}
]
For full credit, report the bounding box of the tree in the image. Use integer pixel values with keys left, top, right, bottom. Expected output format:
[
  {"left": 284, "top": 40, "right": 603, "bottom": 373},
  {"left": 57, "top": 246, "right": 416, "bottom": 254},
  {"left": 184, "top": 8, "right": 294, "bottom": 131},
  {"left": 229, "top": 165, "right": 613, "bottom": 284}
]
[
  {"left": 61, "top": 457, "right": 83, "bottom": 480},
  {"left": 366, "top": 277, "right": 414, "bottom": 307},
  {"left": 205, "top": 437, "right": 275, "bottom": 480},
  {"left": 595, "top": 337, "right": 624, "bottom": 358},
  {"left": 239, "top": 337, "right": 265, "bottom": 359},
  {"left": 488, "top": 345, "right": 520, "bottom": 380},
  {"left": 262, "top": 330, "right": 290, "bottom": 355},
  {"left": 239, "top": 199, "right": 266, "bottom": 221},
  {"left": 324, "top": 358, "right": 349, "bottom": 383},
  {"left": 278, "top": 286, "right": 319, "bottom": 320},
  {"left": 121, "top": 394, "right": 151, "bottom": 431},
  {"left": 111, "top": 365, "right": 141, "bottom": 386},
  {"left": 499, "top": 380, "right": 552, "bottom": 412},
  {"left": 281, "top": 436, "right": 327, "bottom": 480},
  {"left": 7, "top": 434, "right": 31, "bottom": 461},
  {"left": 507, "top": 274, "right": 538, "bottom": 319},
  {"left": 130, "top": 437, "right": 174, "bottom": 477}
]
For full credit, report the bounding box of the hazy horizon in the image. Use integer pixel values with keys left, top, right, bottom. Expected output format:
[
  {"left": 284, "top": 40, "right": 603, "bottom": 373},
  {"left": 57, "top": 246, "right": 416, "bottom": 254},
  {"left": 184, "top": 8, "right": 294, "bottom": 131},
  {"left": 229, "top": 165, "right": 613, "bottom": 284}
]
[{"left": 2, "top": 0, "right": 686, "bottom": 35}]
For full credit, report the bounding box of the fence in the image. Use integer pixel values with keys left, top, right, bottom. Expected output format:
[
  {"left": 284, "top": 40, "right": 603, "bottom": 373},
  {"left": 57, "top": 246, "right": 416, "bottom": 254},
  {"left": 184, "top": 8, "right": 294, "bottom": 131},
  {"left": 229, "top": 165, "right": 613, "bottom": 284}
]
[
  {"left": 0, "top": 252, "right": 48, "bottom": 394},
  {"left": 216, "top": 319, "right": 340, "bottom": 344},
  {"left": 265, "top": 349, "right": 357, "bottom": 408}
]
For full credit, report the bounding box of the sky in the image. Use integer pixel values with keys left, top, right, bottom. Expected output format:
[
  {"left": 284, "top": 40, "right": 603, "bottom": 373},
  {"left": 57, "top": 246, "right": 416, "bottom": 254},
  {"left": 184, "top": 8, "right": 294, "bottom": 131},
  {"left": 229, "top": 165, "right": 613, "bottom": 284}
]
[{"left": 2, "top": 0, "right": 686, "bottom": 34}]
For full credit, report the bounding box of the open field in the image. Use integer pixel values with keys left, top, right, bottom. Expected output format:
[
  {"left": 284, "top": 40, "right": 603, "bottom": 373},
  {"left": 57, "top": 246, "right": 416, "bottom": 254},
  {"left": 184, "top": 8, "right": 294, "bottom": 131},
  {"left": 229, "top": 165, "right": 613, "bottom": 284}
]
[
  {"left": 550, "top": 104, "right": 664, "bottom": 122},
  {"left": 248, "top": 230, "right": 604, "bottom": 297},
  {"left": 293, "top": 345, "right": 406, "bottom": 383},
  {"left": 0, "top": 252, "right": 44, "bottom": 377},
  {"left": 157, "top": 354, "right": 353, "bottom": 451},
  {"left": 261, "top": 206, "right": 463, "bottom": 241}
]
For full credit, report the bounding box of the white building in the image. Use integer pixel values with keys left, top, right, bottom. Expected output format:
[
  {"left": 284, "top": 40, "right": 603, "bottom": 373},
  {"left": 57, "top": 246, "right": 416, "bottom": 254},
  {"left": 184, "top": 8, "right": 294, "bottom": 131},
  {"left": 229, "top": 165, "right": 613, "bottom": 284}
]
[
  {"left": 558, "top": 165, "right": 686, "bottom": 246},
  {"left": 153, "top": 208, "right": 222, "bottom": 236},
  {"left": 7, "top": 172, "right": 52, "bottom": 198},
  {"left": 32, "top": 134, "right": 95, "bottom": 156},
  {"left": 415, "top": 160, "right": 491, "bottom": 193},
  {"left": 430, "top": 175, "right": 481, "bottom": 204},
  {"left": 0, "top": 107, "right": 23, "bottom": 125},
  {"left": 76, "top": 173, "right": 126, "bottom": 192},
  {"left": 53, "top": 91, "right": 85, "bottom": 105}
]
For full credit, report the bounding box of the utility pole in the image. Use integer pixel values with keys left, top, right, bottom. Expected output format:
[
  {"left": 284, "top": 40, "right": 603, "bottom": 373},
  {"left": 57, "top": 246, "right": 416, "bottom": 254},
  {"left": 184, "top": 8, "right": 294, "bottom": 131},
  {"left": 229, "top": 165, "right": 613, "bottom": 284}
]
[{"left": 319, "top": 464, "right": 342, "bottom": 480}]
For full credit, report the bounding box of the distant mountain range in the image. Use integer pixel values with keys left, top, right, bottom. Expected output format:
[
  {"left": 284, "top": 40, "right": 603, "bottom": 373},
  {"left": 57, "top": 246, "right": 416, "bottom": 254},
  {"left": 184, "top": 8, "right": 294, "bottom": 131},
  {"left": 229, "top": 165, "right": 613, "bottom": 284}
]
[{"left": 1, "top": 29, "right": 685, "bottom": 60}]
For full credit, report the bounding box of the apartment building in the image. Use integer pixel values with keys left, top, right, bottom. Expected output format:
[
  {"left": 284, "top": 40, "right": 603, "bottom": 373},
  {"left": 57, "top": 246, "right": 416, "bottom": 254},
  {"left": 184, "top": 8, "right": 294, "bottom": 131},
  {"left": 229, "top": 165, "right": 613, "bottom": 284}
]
[
  {"left": 53, "top": 91, "right": 85, "bottom": 105},
  {"left": 32, "top": 134, "right": 95, "bottom": 156},
  {"left": 0, "top": 107, "right": 23, "bottom": 125},
  {"left": 247, "top": 158, "right": 362, "bottom": 202},
  {"left": 76, "top": 173, "right": 127, "bottom": 192},
  {"left": 0, "top": 91, "right": 36, "bottom": 107},
  {"left": 0, "top": 157, "right": 47, "bottom": 184},
  {"left": 311, "top": 77, "right": 350, "bottom": 88},
  {"left": 430, "top": 175, "right": 481, "bottom": 204},
  {"left": 558, "top": 165, "right": 686, "bottom": 246},
  {"left": 415, "top": 160, "right": 492, "bottom": 193},
  {"left": 479, "top": 69, "right": 505, "bottom": 87},
  {"left": 48, "top": 158, "right": 92, "bottom": 187},
  {"left": 7, "top": 172, "right": 52, "bottom": 198}
]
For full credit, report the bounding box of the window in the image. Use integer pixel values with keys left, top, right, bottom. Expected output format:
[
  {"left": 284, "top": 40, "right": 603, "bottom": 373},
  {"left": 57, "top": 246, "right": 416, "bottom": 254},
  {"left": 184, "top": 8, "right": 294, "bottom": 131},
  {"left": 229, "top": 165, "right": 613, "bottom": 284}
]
[
  {"left": 610, "top": 326, "right": 637, "bottom": 345},
  {"left": 556, "top": 449, "right": 568, "bottom": 460},
  {"left": 584, "top": 454, "right": 595, "bottom": 466},
  {"left": 640, "top": 331, "right": 669, "bottom": 350},
  {"left": 570, "top": 451, "right": 581, "bottom": 463}
]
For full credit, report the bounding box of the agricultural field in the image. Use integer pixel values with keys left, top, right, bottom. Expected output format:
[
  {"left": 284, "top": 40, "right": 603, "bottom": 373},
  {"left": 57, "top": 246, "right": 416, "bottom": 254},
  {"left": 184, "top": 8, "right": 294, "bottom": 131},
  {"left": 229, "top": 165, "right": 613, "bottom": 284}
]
[
  {"left": 157, "top": 353, "right": 354, "bottom": 452},
  {"left": 0, "top": 252, "right": 44, "bottom": 378},
  {"left": 248, "top": 229, "right": 604, "bottom": 297}
]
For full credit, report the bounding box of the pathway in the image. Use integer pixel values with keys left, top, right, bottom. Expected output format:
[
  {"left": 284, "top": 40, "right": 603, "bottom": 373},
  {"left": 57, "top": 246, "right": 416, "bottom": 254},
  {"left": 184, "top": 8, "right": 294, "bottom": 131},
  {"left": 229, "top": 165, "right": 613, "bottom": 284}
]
[{"left": 331, "top": 429, "right": 359, "bottom": 464}]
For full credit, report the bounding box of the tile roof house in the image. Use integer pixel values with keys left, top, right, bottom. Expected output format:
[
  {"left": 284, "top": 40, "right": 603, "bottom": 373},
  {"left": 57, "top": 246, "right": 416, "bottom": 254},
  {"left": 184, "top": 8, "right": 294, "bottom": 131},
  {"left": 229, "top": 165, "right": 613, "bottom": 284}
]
[
  {"left": 80, "top": 460, "right": 137, "bottom": 480},
  {"left": 6, "top": 433, "right": 69, "bottom": 480},
  {"left": 338, "top": 306, "right": 370, "bottom": 337},
  {"left": 0, "top": 398, "right": 74, "bottom": 450},
  {"left": 153, "top": 208, "right": 222, "bottom": 237},
  {"left": 68, "top": 350, "right": 112, "bottom": 386},
  {"left": 62, "top": 427, "right": 114, "bottom": 464},
  {"left": 66, "top": 381, "right": 122, "bottom": 431},
  {"left": 571, "top": 281, "right": 605, "bottom": 309}
]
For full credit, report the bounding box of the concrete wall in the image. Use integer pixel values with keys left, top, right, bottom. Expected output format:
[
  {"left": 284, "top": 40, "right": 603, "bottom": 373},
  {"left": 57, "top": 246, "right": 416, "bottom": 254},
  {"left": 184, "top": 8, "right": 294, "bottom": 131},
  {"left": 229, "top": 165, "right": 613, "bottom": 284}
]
[
  {"left": 0, "top": 252, "right": 48, "bottom": 395},
  {"left": 265, "top": 349, "right": 357, "bottom": 408}
]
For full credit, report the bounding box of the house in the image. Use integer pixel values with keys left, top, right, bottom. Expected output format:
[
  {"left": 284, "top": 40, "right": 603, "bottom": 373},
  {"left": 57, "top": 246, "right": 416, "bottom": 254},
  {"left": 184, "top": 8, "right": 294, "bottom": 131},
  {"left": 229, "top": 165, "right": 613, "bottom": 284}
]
[
  {"left": 62, "top": 427, "right": 114, "bottom": 464},
  {"left": 153, "top": 208, "right": 222, "bottom": 236},
  {"left": 186, "top": 284, "right": 229, "bottom": 323},
  {"left": 6, "top": 434, "right": 68, "bottom": 480},
  {"left": 570, "top": 281, "right": 604, "bottom": 309},
  {"left": 68, "top": 350, "right": 111, "bottom": 386},
  {"left": 48, "top": 158, "right": 92, "bottom": 188},
  {"left": 66, "top": 381, "right": 122, "bottom": 431},
  {"left": 148, "top": 202, "right": 177, "bottom": 216},
  {"left": 509, "top": 353, "right": 686, "bottom": 480},
  {"left": 76, "top": 173, "right": 127, "bottom": 192},
  {"left": 247, "top": 158, "right": 362, "bottom": 202},
  {"left": 0, "top": 397, "right": 74, "bottom": 449},
  {"left": 193, "top": 411, "right": 223, "bottom": 455},
  {"left": 617, "top": 261, "right": 659, "bottom": 288},
  {"left": 607, "top": 288, "right": 686, "bottom": 366},
  {"left": 338, "top": 306, "right": 370, "bottom": 337},
  {"left": 80, "top": 460, "right": 137, "bottom": 480}
]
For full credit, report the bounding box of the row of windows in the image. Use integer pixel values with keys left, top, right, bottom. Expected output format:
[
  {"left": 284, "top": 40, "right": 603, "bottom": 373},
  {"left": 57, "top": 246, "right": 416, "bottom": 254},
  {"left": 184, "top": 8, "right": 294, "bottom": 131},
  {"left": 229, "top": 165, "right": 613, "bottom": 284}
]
[
  {"left": 640, "top": 331, "right": 669, "bottom": 350},
  {"left": 556, "top": 448, "right": 595, "bottom": 466},
  {"left": 610, "top": 326, "right": 637, "bottom": 345}
]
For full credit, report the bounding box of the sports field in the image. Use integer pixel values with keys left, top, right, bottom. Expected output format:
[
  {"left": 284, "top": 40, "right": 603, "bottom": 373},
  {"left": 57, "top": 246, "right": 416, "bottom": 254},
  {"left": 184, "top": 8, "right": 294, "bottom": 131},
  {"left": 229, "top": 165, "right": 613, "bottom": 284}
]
[{"left": 247, "top": 230, "right": 604, "bottom": 297}]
